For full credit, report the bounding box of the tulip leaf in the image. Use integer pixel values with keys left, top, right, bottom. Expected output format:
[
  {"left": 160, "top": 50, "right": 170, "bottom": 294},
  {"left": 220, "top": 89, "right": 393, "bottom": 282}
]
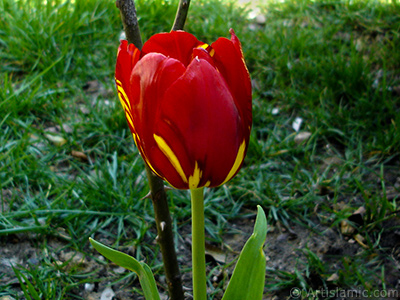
[
  {"left": 222, "top": 205, "right": 267, "bottom": 300},
  {"left": 89, "top": 238, "right": 161, "bottom": 300}
]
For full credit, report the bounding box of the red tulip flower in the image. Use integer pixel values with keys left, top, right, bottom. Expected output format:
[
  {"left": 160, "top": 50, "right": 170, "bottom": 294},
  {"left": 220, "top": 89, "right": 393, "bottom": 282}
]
[{"left": 115, "top": 29, "right": 252, "bottom": 190}]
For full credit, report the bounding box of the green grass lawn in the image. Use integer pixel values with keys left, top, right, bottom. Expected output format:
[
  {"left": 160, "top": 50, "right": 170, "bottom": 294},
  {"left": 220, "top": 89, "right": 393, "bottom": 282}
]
[{"left": 1, "top": 0, "right": 399, "bottom": 298}]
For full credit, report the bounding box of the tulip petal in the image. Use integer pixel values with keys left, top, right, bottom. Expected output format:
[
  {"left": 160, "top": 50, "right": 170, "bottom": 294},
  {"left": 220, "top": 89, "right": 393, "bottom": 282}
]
[
  {"left": 130, "top": 53, "right": 186, "bottom": 138},
  {"left": 141, "top": 31, "right": 204, "bottom": 66},
  {"left": 154, "top": 58, "right": 246, "bottom": 189},
  {"left": 192, "top": 47, "right": 215, "bottom": 67},
  {"left": 115, "top": 40, "right": 141, "bottom": 136},
  {"left": 212, "top": 30, "right": 252, "bottom": 135},
  {"left": 188, "top": 161, "right": 202, "bottom": 190},
  {"left": 222, "top": 139, "right": 246, "bottom": 185},
  {"left": 154, "top": 134, "right": 188, "bottom": 185},
  {"left": 129, "top": 53, "right": 187, "bottom": 181}
]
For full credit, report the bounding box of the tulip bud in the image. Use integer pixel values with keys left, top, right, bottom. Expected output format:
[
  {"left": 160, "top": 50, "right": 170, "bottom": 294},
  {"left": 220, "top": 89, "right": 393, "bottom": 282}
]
[{"left": 115, "top": 29, "right": 252, "bottom": 189}]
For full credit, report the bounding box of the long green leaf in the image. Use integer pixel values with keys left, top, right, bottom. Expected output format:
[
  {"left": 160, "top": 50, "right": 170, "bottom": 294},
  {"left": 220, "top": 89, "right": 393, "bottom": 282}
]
[
  {"left": 13, "top": 267, "right": 41, "bottom": 300},
  {"left": 89, "top": 238, "right": 161, "bottom": 300},
  {"left": 222, "top": 205, "right": 267, "bottom": 300}
]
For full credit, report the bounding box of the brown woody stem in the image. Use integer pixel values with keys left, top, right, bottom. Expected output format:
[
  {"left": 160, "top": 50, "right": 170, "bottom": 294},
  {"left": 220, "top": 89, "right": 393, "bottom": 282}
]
[
  {"left": 172, "top": 0, "right": 191, "bottom": 31},
  {"left": 116, "top": 0, "right": 143, "bottom": 49},
  {"left": 116, "top": 1, "right": 184, "bottom": 299},
  {"left": 145, "top": 166, "right": 185, "bottom": 300}
]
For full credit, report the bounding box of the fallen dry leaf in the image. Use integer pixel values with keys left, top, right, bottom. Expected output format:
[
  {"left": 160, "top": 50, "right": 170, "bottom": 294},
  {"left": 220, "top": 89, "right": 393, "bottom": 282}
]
[
  {"left": 340, "top": 220, "right": 356, "bottom": 235},
  {"left": 353, "top": 206, "right": 366, "bottom": 215},
  {"left": 205, "top": 242, "right": 227, "bottom": 264},
  {"left": 354, "top": 233, "right": 368, "bottom": 248},
  {"left": 327, "top": 273, "right": 339, "bottom": 281},
  {"left": 71, "top": 150, "right": 89, "bottom": 161},
  {"left": 45, "top": 134, "right": 67, "bottom": 146},
  {"left": 294, "top": 131, "right": 312, "bottom": 144},
  {"left": 323, "top": 156, "right": 343, "bottom": 166},
  {"left": 83, "top": 80, "right": 101, "bottom": 93}
]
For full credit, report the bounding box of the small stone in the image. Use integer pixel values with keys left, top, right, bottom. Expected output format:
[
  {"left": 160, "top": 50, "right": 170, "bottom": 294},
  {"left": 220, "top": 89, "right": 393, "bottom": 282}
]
[
  {"left": 292, "top": 117, "right": 303, "bottom": 132},
  {"left": 271, "top": 107, "right": 280, "bottom": 115},
  {"left": 100, "top": 287, "right": 115, "bottom": 300},
  {"left": 98, "top": 255, "right": 105, "bottom": 261},
  {"left": 255, "top": 14, "right": 266, "bottom": 24},
  {"left": 85, "top": 283, "right": 95, "bottom": 292},
  {"left": 113, "top": 266, "right": 126, "bottom": 274}
]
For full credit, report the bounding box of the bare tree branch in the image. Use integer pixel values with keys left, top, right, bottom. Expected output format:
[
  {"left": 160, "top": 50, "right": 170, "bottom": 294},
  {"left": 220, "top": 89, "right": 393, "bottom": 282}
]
[
  {"left": 116, "top": 0, "right": 143, "bottom": 49},
  {"left": 115, "top": 1, "right": 184, "bottom": 299}
]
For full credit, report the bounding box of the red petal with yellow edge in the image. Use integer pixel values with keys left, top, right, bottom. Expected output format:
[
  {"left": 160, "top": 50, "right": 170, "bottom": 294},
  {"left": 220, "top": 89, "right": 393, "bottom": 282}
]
[
  {"left": 192, "top": 47, "right": 215, "bottom": 67},
  {"left": 211, "top": 30, "right": 252, "bottom": 136},
  {"left": 141, "top": 31, "right": 204, "bottom": 67},
  {"left": 129, "top": 53, "right": 186, "bottom": 178},
  {"left": 115, "top": 40, "right": 140, "bottom": 94},
  {"left": 153, "top": 58, "right": 246, "bottom": 189},
  {"left": 115, "top": 40, "right": 141, "bottom": 135}
]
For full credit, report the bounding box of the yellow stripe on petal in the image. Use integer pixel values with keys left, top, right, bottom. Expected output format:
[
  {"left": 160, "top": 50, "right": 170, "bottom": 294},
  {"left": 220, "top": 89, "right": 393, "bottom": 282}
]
[
  {"left": 115, "top": 78, "right": 131, "bottom": 111},
  {"left": 189, "top": 162, "right": 202, "bottom": 189},
  {"left": 222, "top": 140, "right": 246, "bottom": 185},
  {"left": 197, "top": 43, "right": 215, "bottom": 57},
  {"left": 209, "top": 48, "right": 215, "bottom": 57},
  {"left": 154, "top": 134, "right": 188, "bottom": 184},
  {"left": 117, "top": 87, "right": 130, "bottom": 111},
  {"left": 125, "top": 110, "right": 135, "bottom": 130},
  {"left": 198, "top": 44, "right": 208, "bottom": 50},
  {"left": 144, "top": 157, "right": 164, "bottom": 180}
]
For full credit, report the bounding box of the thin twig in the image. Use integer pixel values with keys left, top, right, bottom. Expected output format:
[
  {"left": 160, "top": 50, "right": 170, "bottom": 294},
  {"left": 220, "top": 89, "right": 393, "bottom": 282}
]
[
  {"left": 172, "top": 0, "right": 191, "bottom": 31},
  {"left": 145, "top": 166, "right": 185, "bottom": 300},
  {"left": 116, "top": 1, "right": 185, "bottom": 299},
  {"left": 116, "top": 0, "right": 143, "bottom": 49}
]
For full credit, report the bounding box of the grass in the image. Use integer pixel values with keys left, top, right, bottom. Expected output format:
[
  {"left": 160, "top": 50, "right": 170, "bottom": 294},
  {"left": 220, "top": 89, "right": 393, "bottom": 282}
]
[{"left": 1, "top": 0, "right": 399, "bottom": 298}]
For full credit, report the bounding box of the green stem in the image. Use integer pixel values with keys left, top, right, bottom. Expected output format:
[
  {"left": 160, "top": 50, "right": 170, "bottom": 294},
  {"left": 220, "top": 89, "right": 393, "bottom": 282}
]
[{"left": 190, "top": 187, "right": 207, "bottom": 300}]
